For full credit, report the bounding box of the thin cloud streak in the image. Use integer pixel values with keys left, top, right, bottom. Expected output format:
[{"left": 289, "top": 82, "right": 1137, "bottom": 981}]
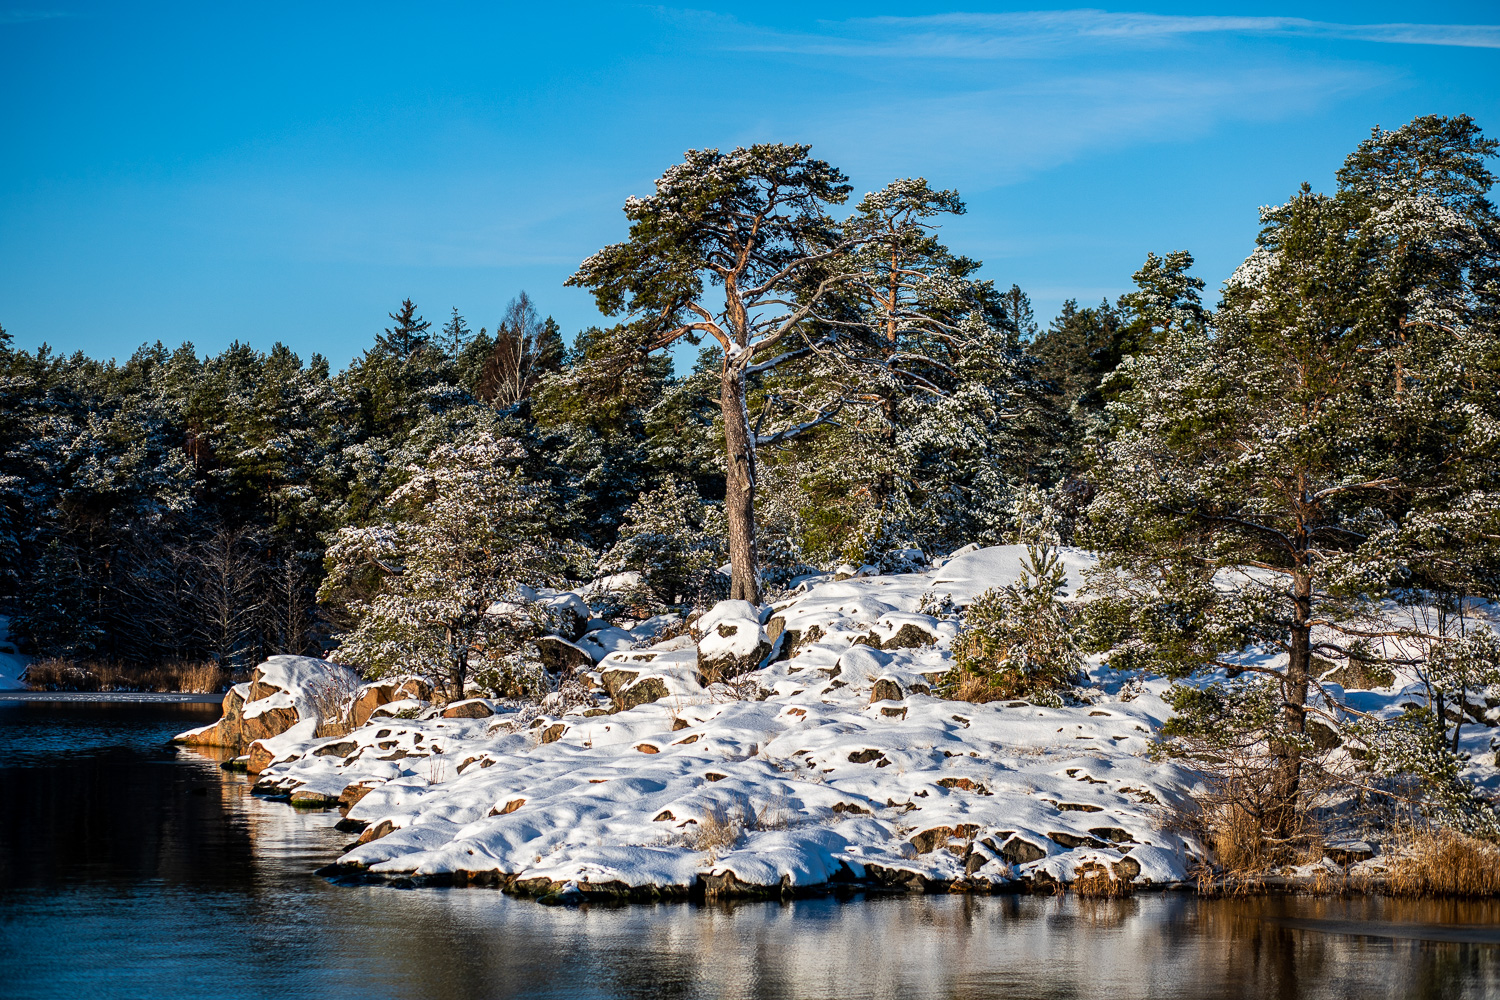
[
  {"left": 0, "top": 10, "right": 70, "bottom": 24},
  {"left": 780, "top": 64, "right": 1379, "bottom": 191},
  {"left": 728, "top": 10, "right": 1500, "bottom": 60}
]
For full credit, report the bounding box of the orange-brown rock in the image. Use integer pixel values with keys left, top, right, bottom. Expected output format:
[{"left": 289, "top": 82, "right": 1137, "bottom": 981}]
[
  {"left": 352, "top": 677, "right": 435, "bottom": 726},
  {"left": 357, "top": 818, "right": 397, "bottom": 844},
  {"left": 339, "top": 782, "right": 377, "bottom": 811},
  {"left": 242, "top": 705, "right": 299, "bottom": 744},
  {"left": 248, "top": 679, "right": 282, "bottom": 702},
  {"left": 441, "top": 699, "right": 494, "bottom": 719},
  {"left": 537, "top": 635, "right": 592, "bottom": 672},
  {"left": 175, "top": 686, "right": 248, "bottom": 749},
  {"left": 351, "top": 684, "right": 393, "bottom": 728},
  {"left": 247, "top": 740, "right": 277, "bottom": 775},
  {"left": 174, "top": 655, "right": 360, "bottom": 753},
  {"left": 396, "top": 677, "right": 433, "bottom": 702}
]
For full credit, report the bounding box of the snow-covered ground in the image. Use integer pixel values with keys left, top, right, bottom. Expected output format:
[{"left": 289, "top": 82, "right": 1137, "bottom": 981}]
[
  {"left": 244, "top": 547, "right": 1201, "bottom": 896},
  {"left": 237, "top": 545, "right": 1499, "bottom": 900},
  {"left": 0, "top": 616, "right": 30, "bottom": 691}
]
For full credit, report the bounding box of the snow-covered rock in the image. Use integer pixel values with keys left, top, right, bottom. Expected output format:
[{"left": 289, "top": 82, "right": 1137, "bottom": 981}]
[
  {"left": 352, "top": 677, "right": 433, "bottom": 727},
  {"left": 695, "top": 600, "right": 770, "bottom": 679},
  {"left": 174, "top": 655, "right": 359, "bottom": 768},
  {"left": 578, "top": 626, "right": 635, "bottom": 663}
]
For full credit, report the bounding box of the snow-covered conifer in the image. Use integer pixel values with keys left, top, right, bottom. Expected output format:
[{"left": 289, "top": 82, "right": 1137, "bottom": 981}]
[
  {"left": 1084, "top": 116, "right": 1500, "bottom": 839},
  {"left": 598, "top": 477, "right": 725, "bottom": 608},
  {"left": 322, "top": 433, "right": 572, "bottom": 700}
]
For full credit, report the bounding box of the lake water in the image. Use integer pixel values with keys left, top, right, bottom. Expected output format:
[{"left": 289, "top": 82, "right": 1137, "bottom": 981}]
[{"left": 2, "top": 700, "right": 1499, "bottom": 1000}]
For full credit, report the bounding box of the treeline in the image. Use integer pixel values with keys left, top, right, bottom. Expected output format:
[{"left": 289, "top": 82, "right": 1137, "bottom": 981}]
[{"left": 0, "top": 270, "right": 1124, "bottom": 666}]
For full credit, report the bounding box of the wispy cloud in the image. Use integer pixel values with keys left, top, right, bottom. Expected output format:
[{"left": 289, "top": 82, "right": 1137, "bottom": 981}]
[
  {"left": 727, "top": 10, "right": 1500, "bottom": 59},
  {"left": 794, "top": 63, "right": 1377, "bottom": 192},
  {"left": 0, "top": 10, "right": 70, "bottom": 25},
  {"left": 631, "top": 7, "right": 1449, "bottom": 191}
]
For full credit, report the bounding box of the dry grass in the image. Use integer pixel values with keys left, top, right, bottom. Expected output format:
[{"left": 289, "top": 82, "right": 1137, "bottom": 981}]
[
  {"left": 1194, "top": 799, "right": 1327, "bottom": 885},
  {"left": 309, "top": 669, "right": 362, "bottom": 738},
  {"left": 24, "top": 658, "right": 235, "bottom": 693},
  {"left": 1073, "top": 862, "right": 1128, "bottom": 898},
  {"left": 1387, "top": 831, "right": 1500, "bottom": 897},
  {"left": 1161, "top": 733, "right": 1340, "bottom": 887},
  {"left": 684, "top": 805, "right": 742, "bottom": 855},
  {"left": 1206, "top": 802, "right": 1285, "bottom": 873},
  {"left": 948, "top": 672, "right": 1007, "bottom": 704},
  {"left": 683, "top": 796, "right": 793, "bottom": 860}
]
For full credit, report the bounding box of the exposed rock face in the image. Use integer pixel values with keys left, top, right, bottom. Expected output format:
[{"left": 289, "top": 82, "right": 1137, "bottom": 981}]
[
  {"left": 766, "top": 622, "right": 823, "bottom": 663},
  {"left": 869, "top": 675, "right": 931, "bottom": 704},
  {"left": 442, "top": 699, "right": 495, "bottom": 719},
  {"left": 1307, "top": 719, "right": 1342, "bottom": 751},
  {"left": 351, "top": 678, "right": 433, "bottom": 727},
  {"left": 172, "top": 655, "right": 360, "bottom": 763},
  {"left": 882, "top": 623, "right": 939, "bottom": 651},
  {"left": 1000, "top": 836, "right": 1048, "bottom": 865},
  {"left": 536, "top": 635, "right": 593, "bottom": 672},
  {"left": 619, "top": 676, "right": 670, "bottom": 711},
  {"left": 340, "top": 782, "right": 377, "bottom": 811},
  {"left": 911, "top": 824, "right": 979, "bottom": 855},
  {"left": 600, "top": 668, "right": 642, "bottom": 698},
  {"left": 247, "top": 741, "right": 278, "bottom": 776},
  {"left": 176, "top": 684, "right": 250, "bottom": 750},
  {"left": 289, "top": 788, "right": 340, "bottom": 808},
  {"left": 351, "top": 686, "right": 387, "bottom": 729},
  {"left": 595, "top": 666, "right": 674, "bottom": 711}
]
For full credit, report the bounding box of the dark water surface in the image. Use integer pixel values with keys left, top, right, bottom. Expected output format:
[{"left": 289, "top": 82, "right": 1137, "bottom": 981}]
[{"left": 2, "top": 702, "right": 1499, "bottom": 1000}]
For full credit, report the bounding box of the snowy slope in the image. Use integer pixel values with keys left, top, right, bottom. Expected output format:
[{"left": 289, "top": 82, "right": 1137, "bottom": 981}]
[{"left": 251, "top": 545, "right": 1202, "bottom": 896}]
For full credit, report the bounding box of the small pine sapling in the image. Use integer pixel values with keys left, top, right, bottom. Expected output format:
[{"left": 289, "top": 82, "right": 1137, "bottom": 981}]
[{"left": 948, "top": 544, "right": 1082, "bottom": 706}]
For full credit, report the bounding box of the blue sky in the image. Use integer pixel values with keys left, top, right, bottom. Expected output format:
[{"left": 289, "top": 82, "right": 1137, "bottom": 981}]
[{"left": 2, "top": 2, "right": 1498, "bottom": 369}]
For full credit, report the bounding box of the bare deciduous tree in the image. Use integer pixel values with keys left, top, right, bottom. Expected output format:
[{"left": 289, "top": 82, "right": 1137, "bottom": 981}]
[
  {"left": 478, "top": 292, "right": 564, "bottom": 407},
  {"left": 193, "top": 526, "right": 263, "bottom": 667}
]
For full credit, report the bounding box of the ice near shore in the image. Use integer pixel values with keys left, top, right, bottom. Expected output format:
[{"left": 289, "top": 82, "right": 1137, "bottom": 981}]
[{"left": 208, "top": 545, "right": 1499, "bottom": 900}]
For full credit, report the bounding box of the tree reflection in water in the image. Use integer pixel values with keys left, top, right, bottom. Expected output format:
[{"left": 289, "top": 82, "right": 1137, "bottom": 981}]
[{"left": 1, "top": 701, "right": 1497, "bottom": 1000}]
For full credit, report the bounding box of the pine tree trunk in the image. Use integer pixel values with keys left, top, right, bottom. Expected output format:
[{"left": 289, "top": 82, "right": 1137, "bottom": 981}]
[
  {"left": 871, "top": 394, "right": 897, "bottom": 512},
  {"left": 720, "top": 366, "right": 760, "bottom": 604},
  {"left": 446, "top": 625, "right": 466, "bottom": 703},
  {"left": 1270, "top": 569, "right": 1313, "bottom": 843}
]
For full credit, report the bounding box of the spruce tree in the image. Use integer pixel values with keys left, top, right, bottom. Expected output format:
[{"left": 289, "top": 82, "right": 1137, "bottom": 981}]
[{"left": 377, "top": 299, "right": 433, "bottom": 358}]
